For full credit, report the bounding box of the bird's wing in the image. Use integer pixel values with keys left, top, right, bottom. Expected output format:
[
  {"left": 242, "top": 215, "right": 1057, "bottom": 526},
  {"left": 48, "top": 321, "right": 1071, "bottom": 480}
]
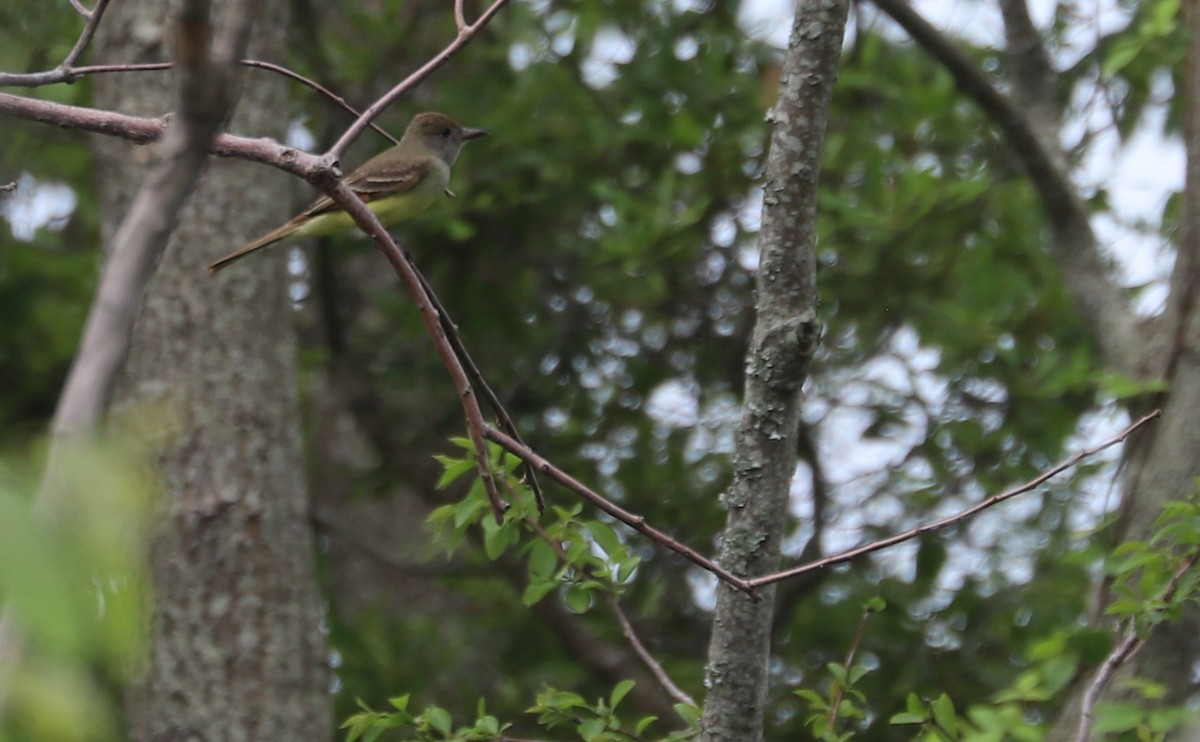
[{"left": 301, "top": 158, "right": 432, "bottom": 217}]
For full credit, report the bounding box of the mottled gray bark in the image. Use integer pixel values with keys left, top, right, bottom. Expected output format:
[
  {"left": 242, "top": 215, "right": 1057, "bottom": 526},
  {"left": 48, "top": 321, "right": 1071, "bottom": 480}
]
[
  {"left": 90, "top": 1, "right": 331, "bottom": 739},
  {"left": 698, "top": 0, "right": 847, "bottom": 739}
]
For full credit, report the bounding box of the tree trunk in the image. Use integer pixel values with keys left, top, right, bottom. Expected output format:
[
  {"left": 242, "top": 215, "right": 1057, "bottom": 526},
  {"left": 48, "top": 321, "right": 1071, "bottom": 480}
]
[
  {"left": 90, "top": 2, "right": 331, "bottom": 738},
  {"left": 699, "top": 0, "right": 847, "bottom": 739}
]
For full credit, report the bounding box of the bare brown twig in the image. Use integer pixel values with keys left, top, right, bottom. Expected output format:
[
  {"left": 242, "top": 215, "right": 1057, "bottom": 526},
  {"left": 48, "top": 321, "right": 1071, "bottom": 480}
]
[
  {"left": 0, "top": 0, "right": 112, "bottom": 86},
  {"left": 328, "top": 0, "right": 512, "bottom": 159},
  {"left": 825, "top": 601, "right": 877, "bottom": 729},
  {"left": 238, "top": 59, "right": 399, "bottom": 145},
  {"left": 488, "top": 413, "right": 1160, "bottom": 597},
  {"left": 404, "top": 250, "right": 544, "bottom": 509},
  {"left": 750, "top": 410, "right": 1162, "bottom": 589},
  {"left": 484, "top": 425, "right": 756, "bottom": 594},
  {"left": 454, "top": 0, "right": 468, "bottom": 32},
  {"left": 62, "top": 0, "right": 112, "bottom": 69},
  {"left": 318, "top": 179, "right": 507, "bottom": 522},
  {"left": 527, "top": 519, "right": 693, "bottom": 709},
  {"left": 5, "top": 58, "right": 401, "bottom": 145},
  {"left": 605, "top": 594, "right": 697, "bottom": 708}
]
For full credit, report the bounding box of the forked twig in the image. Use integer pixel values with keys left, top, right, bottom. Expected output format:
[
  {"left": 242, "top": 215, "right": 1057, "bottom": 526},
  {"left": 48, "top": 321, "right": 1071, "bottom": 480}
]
[{"left": 319, "top": 180, "right": 507, "bottom": 522}]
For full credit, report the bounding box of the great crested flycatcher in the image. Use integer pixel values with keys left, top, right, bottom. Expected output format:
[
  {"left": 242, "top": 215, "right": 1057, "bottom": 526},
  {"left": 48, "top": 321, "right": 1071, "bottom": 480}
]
[{"left": 208, "top": 112, "right": 487, "bottom": 273}]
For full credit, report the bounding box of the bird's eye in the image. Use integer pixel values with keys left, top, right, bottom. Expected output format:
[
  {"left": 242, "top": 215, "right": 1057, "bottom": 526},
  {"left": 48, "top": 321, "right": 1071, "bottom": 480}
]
[{"left": 441, "top": 128, "right": 451, "bottom": 138}]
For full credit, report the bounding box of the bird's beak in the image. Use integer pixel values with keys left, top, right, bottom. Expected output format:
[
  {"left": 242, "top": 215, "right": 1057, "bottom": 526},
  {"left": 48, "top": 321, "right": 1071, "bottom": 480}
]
[{"left": 462, "top": 127, "right": 488, "bottom": 140}]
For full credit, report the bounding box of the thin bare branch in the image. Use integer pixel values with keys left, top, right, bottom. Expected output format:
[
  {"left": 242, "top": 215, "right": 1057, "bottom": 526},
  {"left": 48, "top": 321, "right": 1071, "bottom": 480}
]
[
  {"left": 750, "top": 410, "right": 1161, "bottom": 589},
  {"left": 0, "top": 0, "right": 113, "bottom": 86},
  {"left": 454, "top": 0, "right": 468, "bottom": 32},
  {"left": 12, "top": 58, "right": 399, "bottom": 145},
  {"left": 605, "top": 593, "right": 697, "bottom": 708},
  {"left": 239, "top": 59, "right": 399, "bottom": 144},
  {"left": 329, "top": 0, "right": 511, "bottom": 160},
  {"left": 0, "top": 91, "right": 333, "bottom": 181},
  {"left": 62, "top": 0, "right": 112, "bottom": 68},
  {"left": 484, "top": 425, "right": 756, "bottom": 594},
  {"left": 826, "top": 601, "right": 877, "bottom": 730},
  {"left": 404, "top": 251, "right": 543, "bottom": 509},
  {"left": 315, "top": 178, "right": 507, "bottom": 521}
]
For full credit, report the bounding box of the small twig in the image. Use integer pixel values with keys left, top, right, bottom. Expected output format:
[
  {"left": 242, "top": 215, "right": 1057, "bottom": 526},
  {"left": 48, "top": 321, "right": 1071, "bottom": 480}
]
[
  {"left": 403, "top": 250, "right": 544, "bottom": 510},
  {"left": 485, "top": 425, "right": 755, "bottom": 594},
  {"left": 329, "top": 0, "right": 512, "bottom": 159},
  {"left": 1074, "top": 549, "right": 1200, "bottom": 742},
  {"left": 825, "top": 601, "right": 876, "bottom": 729},
  {"left": 0, "top": 181, "right": 14, "bottom": 193},
  {"left": 239, "top": 59, "right": 398, "bottom": 145},
  {"left": 605, "top": 593, "right": 697, "bottom": 708},
  {"left": 0, "top": 0, "right": 112, "bottom": 86},
  {"left": 454, "top": 0, "right": 468, "bottom": 32},
  {"left": 749, "top": 410, "right": 1161, "bottom": 589},
  {"left": 61, "top": 0, "right": 112, "bottom": 70},
  {"left": 527, "top": 519, "right": 694, "bottom": 709},
  {"left": 319, "top": 179, "right": 507, "bottom": 522},
  {"left": 7, "top": 59, "right": 400, "bottom": 146}
]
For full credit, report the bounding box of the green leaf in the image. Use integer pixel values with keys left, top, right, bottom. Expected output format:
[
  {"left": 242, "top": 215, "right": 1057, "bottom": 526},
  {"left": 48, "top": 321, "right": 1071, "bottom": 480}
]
[
  {"left": 522, "top": 579, "right": 558, "bottom": 606},
  {"left": 387, "top": 695, "right": 410, "bottom": 712},
  {"left": 610, "top": 679, "right": 635, "bottom": 709},
  {"left": 565, "top": 584, "right": 593, "bottom": 613},
  {"left": 586, "top": 520, "right": 623, "bottom": 557},
  {"left": 673, "top": 703, "right": 701, "bottom": 727},
  {"left": 579, "top": 717, "right": 607, "bottom": 741},
  {"left": 436, "top": 457, "right": 476, "bottom": 489},
  {"left": 527, "top": 539, "right": 559, "bottom": 579},
  {"left": 634, "top": 715, "right": 657, "bottom": 734},
  {"left": 426, "top": 705, "right": 453, "bottom": 735},
  {"left": 931, "top": 694, "right": 957, "bottom": 736}
]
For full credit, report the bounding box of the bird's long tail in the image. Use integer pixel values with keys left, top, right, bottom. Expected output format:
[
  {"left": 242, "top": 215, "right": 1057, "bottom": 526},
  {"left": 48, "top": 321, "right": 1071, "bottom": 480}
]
[{"left": 208, "top": 217, "right": 304, "bottom": 274}]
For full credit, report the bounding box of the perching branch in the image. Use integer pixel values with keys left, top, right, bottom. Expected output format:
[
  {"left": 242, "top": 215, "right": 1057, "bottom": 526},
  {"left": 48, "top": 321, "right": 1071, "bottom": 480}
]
[
  {"left": 317, "top": 179, "right": 509, "bottom": 521},
  {"left": 0, "top": 91, "right": 333, "bottom": 180},
  {"left": 0, "top": 0, "right": 517, "bottom": 521},
  {"left": 750, "top": 410, "right": 1161, "bottom": 589},
  {"left": 404, "top": 252, "right": 544, "bottom": 509}
]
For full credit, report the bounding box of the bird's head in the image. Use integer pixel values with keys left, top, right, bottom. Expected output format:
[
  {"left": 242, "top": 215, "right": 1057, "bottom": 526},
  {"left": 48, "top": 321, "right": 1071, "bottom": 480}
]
[{"left": 405, "top": 112, "right": 487, "bottom": 166}]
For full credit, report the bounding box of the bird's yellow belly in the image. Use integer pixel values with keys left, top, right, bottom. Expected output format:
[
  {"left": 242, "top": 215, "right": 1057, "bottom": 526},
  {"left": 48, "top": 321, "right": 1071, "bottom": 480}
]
[{"left": 295, "top": 173, "right": 446, "bottom": 238}]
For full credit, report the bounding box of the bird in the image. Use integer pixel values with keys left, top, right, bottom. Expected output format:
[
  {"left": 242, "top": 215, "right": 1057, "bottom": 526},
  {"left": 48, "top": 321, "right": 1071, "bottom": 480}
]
[{"left": 208, "top": 112, "right": 487, "bottom": 273}]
